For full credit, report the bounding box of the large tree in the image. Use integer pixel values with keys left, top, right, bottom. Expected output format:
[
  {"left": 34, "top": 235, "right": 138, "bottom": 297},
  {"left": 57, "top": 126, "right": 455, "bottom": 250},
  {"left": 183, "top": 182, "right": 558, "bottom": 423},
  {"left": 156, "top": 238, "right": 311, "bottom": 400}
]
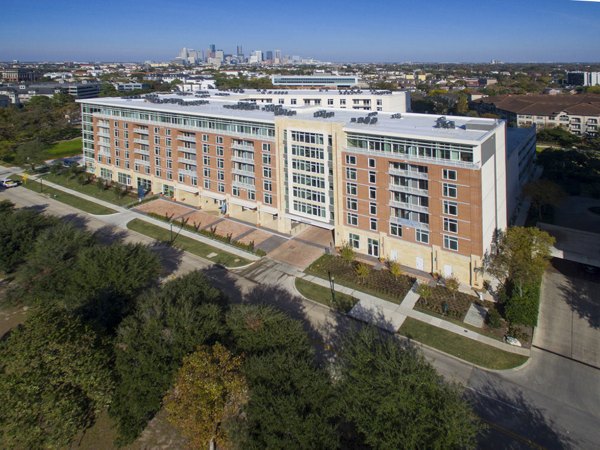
[
  {"left": 164, "top": 343, "right": 248, "bottom": 450},
  {"left": 487, "top": 226, "right": 555, "bottom": 296},
  {"left": 523, "top": 179, "right": 566, "bottom": 220},
  {"left": 111, "top": 271, "right": 226, "bottom": 444},
  {"left": 0, "top": 308, "right": 114, "bottom": 448},
  {"left": 336, "top": 326, "right": 480, "bottom": 449}
]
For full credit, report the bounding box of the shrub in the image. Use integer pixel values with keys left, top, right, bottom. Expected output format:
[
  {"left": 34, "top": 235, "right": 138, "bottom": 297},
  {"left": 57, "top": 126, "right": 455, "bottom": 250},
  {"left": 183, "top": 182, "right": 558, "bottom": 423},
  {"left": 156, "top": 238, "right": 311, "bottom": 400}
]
[
  {"left": 355, "top": 263, "right": 370, "bottom": 282},
  {"left": 486, "top": 308, "right": 502, "bottom": 329},
  {"left": 505, "top": 283, "right": 540, "bottom": 327},
  {"left": 389, "top": 261, "right": 402, "bottom": 278},
  {"left": 416, "top": 284, "right": 433, "bottom": 304},
  {"left": 339, "top": 242, "right": 355, "bottom": 263}
]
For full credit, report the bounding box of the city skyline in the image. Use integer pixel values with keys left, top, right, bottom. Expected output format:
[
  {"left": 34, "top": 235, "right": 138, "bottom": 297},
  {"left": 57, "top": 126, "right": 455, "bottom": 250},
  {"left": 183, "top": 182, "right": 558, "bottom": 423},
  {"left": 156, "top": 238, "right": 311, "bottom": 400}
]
[{"left": 1, "top": 0, "right": 600, "bottom": 63}]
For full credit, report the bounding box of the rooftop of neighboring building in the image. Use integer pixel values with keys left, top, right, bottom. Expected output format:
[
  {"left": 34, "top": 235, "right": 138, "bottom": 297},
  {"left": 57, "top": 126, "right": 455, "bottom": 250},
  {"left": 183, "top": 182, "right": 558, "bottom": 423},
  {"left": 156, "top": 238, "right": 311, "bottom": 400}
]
[
  {"left": 476, "top": 94, "right": 600, "bottom": 117},
  {"left": 78, "top": 93, "right": 502, "bottom": 144}
]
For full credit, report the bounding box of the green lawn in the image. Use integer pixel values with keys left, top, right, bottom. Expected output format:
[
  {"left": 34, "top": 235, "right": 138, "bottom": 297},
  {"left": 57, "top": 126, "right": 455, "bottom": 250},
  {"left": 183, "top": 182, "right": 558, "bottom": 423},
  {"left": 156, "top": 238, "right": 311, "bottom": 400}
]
[
  {"left": 295, "top": 278, "right": 358, "bottom": 313},
  {"left": 17, "top": 177, "right": 117, "bottom": 215},
  {"left": 398, "top": 318, "right": 528, "bottom": 370},
  {"left": 126, "top": 219, "right": 250, "bottom": 268},
  {"left": 44, "top": 138, "right": 82, "bottom": 158},
  {"left": 43, "top": 172, "right": 135, "bottom": 207}
]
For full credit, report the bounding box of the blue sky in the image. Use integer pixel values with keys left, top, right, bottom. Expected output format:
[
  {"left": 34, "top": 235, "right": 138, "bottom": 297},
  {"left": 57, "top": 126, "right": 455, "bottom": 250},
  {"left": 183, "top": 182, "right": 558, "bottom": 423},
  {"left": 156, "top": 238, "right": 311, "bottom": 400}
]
[{"left": 1, "top": 0, "right": 599, "bottom": 62}]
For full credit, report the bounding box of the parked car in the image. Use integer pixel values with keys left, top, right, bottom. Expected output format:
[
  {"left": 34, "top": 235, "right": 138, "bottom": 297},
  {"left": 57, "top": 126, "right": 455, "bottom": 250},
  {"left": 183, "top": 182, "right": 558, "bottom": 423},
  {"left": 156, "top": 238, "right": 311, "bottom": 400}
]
[
  {"left": 1, "top": 179, "right": 20, "bottom": 188},
  {"left": 504, "top": 336, "right": 522, "bottom": 347}
]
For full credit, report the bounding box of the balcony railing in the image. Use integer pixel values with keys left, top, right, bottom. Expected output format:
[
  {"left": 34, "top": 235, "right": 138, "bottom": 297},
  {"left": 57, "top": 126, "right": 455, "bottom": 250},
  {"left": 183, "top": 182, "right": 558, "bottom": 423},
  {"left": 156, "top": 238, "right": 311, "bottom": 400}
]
[
  {"left": 231, "top": 154, "right": 255, "bottom": 163},
  {"left": 134, "top": 128, "right": 149, "bottom": 134},
  {"left": 388, "top": 168, "right": 429, "bottom": 180},
  {"left": 178, "top": 146, "right": 196, "bottom": 154},
  {"left": 178, "top": 169, "right": 196, "bottom": 177},
  {"left": 232, "top": 179, "right": 256, "bottom": 189},
  {"left": 389, "top": 183, "right": 428, "bottom": 195},
  {"left": 178, "top": 157, "right": 197, "bottom": 165},
  {"left": 231, "top": 142, "right": 255, "bottom": 150},
  {"left": 177, "top": 135, "right": 196, "bottom": 143},
  {"left": 389, "top": 200, "right": 429, "bottom": 214},
  {"left": 232, "top": 168, "right": 255, "bottom": 177},
  {"left": 134, "top": 148, "right": 150, "bottom": 156},
  {"left": 134, "top": 138, "right": 149, "bottom": 145},
  {"left": 134, "top": 159, "right": 150, "bottom": 166},
  {"left": 97, "top": 130, "right": 110, "bottom": 138},
  {"left": 390, "top": 215, "right": 430, "bottom": 230}
]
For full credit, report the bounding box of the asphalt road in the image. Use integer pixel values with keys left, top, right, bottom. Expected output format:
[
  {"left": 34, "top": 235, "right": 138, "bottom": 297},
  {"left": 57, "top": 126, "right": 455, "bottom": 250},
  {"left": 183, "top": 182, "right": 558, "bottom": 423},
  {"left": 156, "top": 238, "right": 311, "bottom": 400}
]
[{"left": 1, "top": 185, "right": 599, "bottom": 449}]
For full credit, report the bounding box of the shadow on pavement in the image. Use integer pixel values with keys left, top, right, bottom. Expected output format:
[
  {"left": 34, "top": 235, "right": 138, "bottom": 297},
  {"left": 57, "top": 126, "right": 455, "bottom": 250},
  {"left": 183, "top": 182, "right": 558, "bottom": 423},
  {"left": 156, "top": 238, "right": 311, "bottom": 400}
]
[
  {"left": 553, "top": 259, "right": 600, "bottom": 329},
  {"left": 467, "top": 382, "right": 575, "bottom": 450},
  {"left": 149, "top": 241, "right": 183, "bottom": 278},
  {"left": 93, "top": 224, "right": 128, "bottom": 245}
]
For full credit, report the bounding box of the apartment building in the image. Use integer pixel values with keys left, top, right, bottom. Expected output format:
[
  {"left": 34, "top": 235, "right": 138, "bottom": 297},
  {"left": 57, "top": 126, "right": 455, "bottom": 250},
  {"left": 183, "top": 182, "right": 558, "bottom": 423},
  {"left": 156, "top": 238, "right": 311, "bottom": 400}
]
[
  {"left": 473, "top": 94, "right": 600, "bottom": 137},
  {"left": 271, "top": 75, "right": 359, "bottom": 87},
  {"left": 78, "top": 94, "right": 512, "bottom": 287}
]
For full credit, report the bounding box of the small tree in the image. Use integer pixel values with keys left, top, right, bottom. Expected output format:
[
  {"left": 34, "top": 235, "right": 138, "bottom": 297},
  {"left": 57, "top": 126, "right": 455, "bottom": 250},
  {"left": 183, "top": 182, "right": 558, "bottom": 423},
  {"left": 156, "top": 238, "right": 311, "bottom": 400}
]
[
  {"left": 355, "top": 263, "right": 370, "bottom": 283},
  {"left": 445, "top": 275, "right": 460, "bottom": 300},
  {"left": 416, "top": 284, "right": 433, "bottom": 305},
  {"left": 164, "top": 343, "right": 248, "bottom": 450},
  {"left": 389, "top": 261, "right": 402, "bottom": 278},
  {"left": 339, "top": 241, "right": 355, "bottom": 264}
]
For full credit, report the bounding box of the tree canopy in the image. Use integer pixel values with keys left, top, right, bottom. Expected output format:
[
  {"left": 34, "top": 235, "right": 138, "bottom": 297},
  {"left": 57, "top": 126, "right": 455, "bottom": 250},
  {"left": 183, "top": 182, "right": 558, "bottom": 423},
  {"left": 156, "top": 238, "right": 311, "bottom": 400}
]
[
  {"left": 336, "top": 326, "right": 480, "bottom": 449},
  {"left": 0, "top": 308, "right": 114, "bottom": 449}
]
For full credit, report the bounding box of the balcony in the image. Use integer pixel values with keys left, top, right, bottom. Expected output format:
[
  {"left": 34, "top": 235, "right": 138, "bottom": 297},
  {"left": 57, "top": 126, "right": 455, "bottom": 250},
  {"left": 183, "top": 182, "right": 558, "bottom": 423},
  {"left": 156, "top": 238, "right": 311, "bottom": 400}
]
[
  {"left": 178, "top": 169, "right": 196, "bottom": 177},
  {"left": 134, "top": 128, "right": 149, "bottom": 134},
  {"left": 231, "top": 142, "right": 255, "bottom": 150},
  {"left": 390, "top": 215, "right": 429, "bottom": 230},
  {"left": 97, "top": 120, "right": 109, "bottom": 127},
  {"left": 232, "top": 179, "right": 255, "bottom": 189},
  {"left": 97, "top": 130, "right": 110, "bottom": 138},
  {"left": 177, "top": 135, "right": 196, "bottom": 143},
  {"left": 232, "top": 167, "right": 255, "bottom": 177},
  {"left": 178, "top": 146, "right": 196, "bottom": 154},
  {"left": 134, "top": 138, "right": 149, "bottom": 145},
  {"left": 388, "top": 167, "right": 428, "bottom": 180},
  {"left": 134, "top": 159, "right": 150, "bottom": 166},
  {"left": 389, "top": 200, "right": 429, "bottom": 214},
  {"left": 178, "top": 157, "right": 197, "bottom": 165},
  {"left": 389, "top": 183, "right": 428, "bottom": 195},
  {"left": 134, "top": 148, "right": 150, "bottom": 156},
  {"left": 231, "top": 154, "right": 255, "bottom": 163}
]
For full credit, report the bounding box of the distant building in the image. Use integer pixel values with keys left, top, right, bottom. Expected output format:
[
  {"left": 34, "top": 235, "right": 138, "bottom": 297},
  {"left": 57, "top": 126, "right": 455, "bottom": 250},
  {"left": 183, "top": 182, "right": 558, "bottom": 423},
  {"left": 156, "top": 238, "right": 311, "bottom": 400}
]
[
  {"left": 472, "top": 94, "right": 599, "bottom": 136},
  {"left": 113, "top": 82, "right": 150, "bottom": 92},
  {"left": 566, "top": 71, "right": 600, "bottom": 87},
  {"left": 271, "top": 75, "right": 359, "bottom": 88},
  {"left": 1, "top": 68, "right": 38, "bottom": 82}
]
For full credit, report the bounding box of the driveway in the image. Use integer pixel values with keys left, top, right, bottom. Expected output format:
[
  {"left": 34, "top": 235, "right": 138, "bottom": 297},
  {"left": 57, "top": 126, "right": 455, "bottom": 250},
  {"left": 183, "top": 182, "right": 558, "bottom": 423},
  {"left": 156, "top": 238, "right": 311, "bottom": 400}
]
[{"left": 535, "top": 259, "right": 600, "bottom": 368}]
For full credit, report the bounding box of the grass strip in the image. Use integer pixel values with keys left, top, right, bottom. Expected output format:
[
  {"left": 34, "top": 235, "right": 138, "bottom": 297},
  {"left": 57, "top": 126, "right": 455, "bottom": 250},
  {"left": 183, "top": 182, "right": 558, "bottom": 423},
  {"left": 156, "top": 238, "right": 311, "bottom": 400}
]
[
  {"left": 295, "top": 278, "right": 358, "bottom": 313},
  {"left": 43, "top": 172, "right": 134, "bottom": 206},
  {"left": 18, "top": 178, "right": 117, "bottom": 215},
  {"left": 127, "top": 218, "right": 250, "bottom": 268},
  {"left": 398, "top": 317, "right": 528, "bottom": 370}
]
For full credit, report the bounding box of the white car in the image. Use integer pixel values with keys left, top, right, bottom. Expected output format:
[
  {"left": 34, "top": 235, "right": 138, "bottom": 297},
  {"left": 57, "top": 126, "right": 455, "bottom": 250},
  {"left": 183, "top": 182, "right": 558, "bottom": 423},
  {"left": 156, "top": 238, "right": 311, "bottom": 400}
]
[
  {"left": 1, "top": 179, "right": 20, "bottom": 188},
  {"left": 504, "top": 336, "right": 522, "bottom": 347}
]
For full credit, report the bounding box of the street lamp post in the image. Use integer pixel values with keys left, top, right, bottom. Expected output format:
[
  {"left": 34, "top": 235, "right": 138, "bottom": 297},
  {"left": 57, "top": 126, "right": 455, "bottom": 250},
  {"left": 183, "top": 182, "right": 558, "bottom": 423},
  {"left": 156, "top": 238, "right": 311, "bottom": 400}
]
[{"left": 328, "top": 271, "right": 336, "bottom": 307}]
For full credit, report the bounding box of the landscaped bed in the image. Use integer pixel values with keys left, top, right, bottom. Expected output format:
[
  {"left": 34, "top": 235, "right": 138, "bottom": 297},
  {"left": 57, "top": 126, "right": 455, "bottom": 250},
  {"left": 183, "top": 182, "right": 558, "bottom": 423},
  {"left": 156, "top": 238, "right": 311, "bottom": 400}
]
[
  {"left": 127, "top": 218, "right": 250, "bottom": 268},
  {"left": 305, "top": 254, "right": 415, "bottom": 304},
  {"left": 415, "top": 285, "right": 475, "bottom": 320}
]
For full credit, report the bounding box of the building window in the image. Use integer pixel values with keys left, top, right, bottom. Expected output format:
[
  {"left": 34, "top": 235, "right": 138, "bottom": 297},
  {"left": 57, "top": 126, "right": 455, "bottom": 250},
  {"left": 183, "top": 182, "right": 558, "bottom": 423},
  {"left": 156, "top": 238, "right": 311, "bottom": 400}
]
[
  {"left": 178, "top": 173, "right": 185, "bottom": 183},
  {"left": 204, "top": 179, "right": 211, "bottom": 189},
  {"left": 370, "top": 218, "right": 378, "bottom": 231},
  {"left": 347, "top": 198, "right": 358, "bottom": 211},
  {"left": 262, "top": 143, "right": 271, "bottom": 152},
  {"left": 369, "top": 203, "right": 377, "bottom": 215},
  {"left": 217, "top": 146, "right": 224, "bottom": 156},
  {"left": 262, "top": 154, "right": 271, "bottom": 165},
  {"left": 166, "top": 129, "right": 171, "bottom": 136},
  {"left": 390, "top": 223, "right": 402, "bottom": 237},
  {"left": 202, "top": 134, "right": 208, "bottom": 142},
  {"left": 216, "top": 136, "right": 223, "bottom": 144},
  {"left": 155, "top": 168, "right": 161, "bottom": 177},
  {"left": 203, "top": 168, "right": 211, "bottom": 177},
  {"left": 264, "top": 180, "right": 272, "bottom": 191},
  {"left": 368, "top": 238, "right": 379, "bottom": 257},
  {"left": 217, "top": 158, "right": 224, "bottom": 169},
  {"left": 154, "top": 147, "right": 160, "bottom": 155},
  {"left": 191, "top": 177, "right": 198, "bottom": 186},
  {"left": 443, "top": 183, "right": 457, "bottom": 198},
  {"left": 369, "top": 187, "right": 376, "bottom": 200},
  {"left": 368, "top": 158, "right": 376, "bottom": 168},
  {"left": 346, "top": 183, "right": 357, "bottom": 196},
  {"left": 348, "top": 233, "right": 360, "bottom": 249},
  {"left": 218, "top": 171, "right": 225, "bottom": 181},
  {"left": 264, "top": 193, "right": 273, "bottom": 204},
  {"left": 416, "top": 229, "right": 429, "bottom": 244},
  {"left": 346, "top": 168, "right": 357, "bottom": 180},
  {"left": 203, "top": 144, "right": 210, "bottom": 154},
  {"left": 443, "top": 201, "right": 458, "bottom": 216},
  {"left": 443, "top": 169, "right": 457, "bottom": 181},
  {"left": 443, "top": 218, "right": 458, "bottom": 233},
  {"left": 263, "top": 167, "right": 272, "bottom": 178},
  {"left": 218, "top": 182, "right": 225, "bottom": 192},
  {"left": 232, "top": 186, "right": 239, "bottom": 196},
  {"left": 248, "top": 190, "right": 256, "bottom": 201},
  {"left": 444, "top": 235, "right": 459, "bottom": 251},
  {"left": 347, "top": 213, "right": 358, "bottom": 226},
  {"left": 203, "top": 156, "right": 210, "bottom": 165},
  {"left": 369, "top": 171, "right": 376, "bottom": 184},
  {"left": 345, "top": 155, "right": 356, "bottom": 165}
]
